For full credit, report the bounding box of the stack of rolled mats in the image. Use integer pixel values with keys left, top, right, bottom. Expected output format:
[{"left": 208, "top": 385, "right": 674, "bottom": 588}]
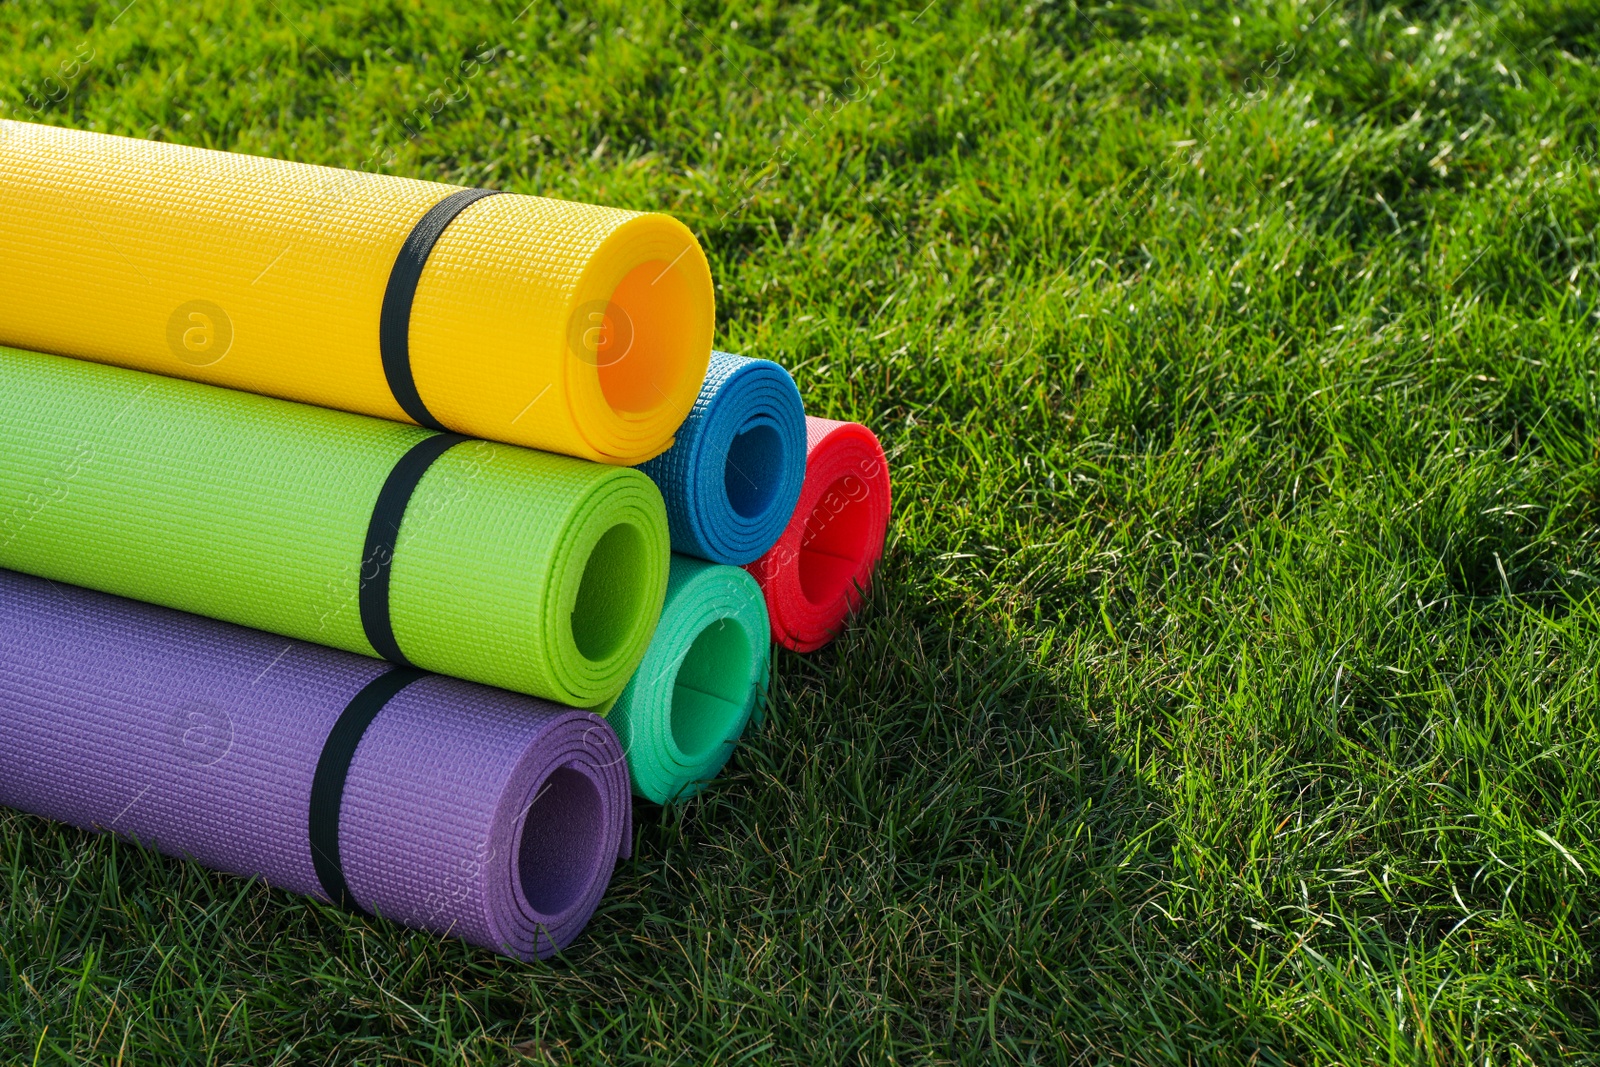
[{"left": 0, "top": 119, "right": 892, "bottom": 959}]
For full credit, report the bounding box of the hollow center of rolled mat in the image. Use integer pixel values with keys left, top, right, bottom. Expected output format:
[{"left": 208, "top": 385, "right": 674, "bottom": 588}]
[
  {"left": 572, "top": 522, "right": 650, "bottom": 662},
  {"left": 671, "top": 619, "right": 755, "bottom": 761},
  {"left": 516, "top": 765, "right": 605, "bottom": 917},
  {"left": 799, "top": 476, "right": 874, "bottom": 606},
  {"left": 595, "top": 261, "right": 699, "bottom": 418},
  {"left": 724, "top": 424, "right": 784, "bottom": 520}
]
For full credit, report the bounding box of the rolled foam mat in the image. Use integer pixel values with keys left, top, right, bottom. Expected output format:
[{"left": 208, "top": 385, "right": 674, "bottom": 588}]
[
  {"left": 0, "top": 119, "right": 713, "bottom": 464},
  {"left": 0, "top": 568, "right": 631, "bottom": 960},
  {"left": 636, "top": 352, "right": 806, "bottom": 565},
  {"left": 607, "top": 556, "right": 770, "bottom": 803},
  {"left": 0, "top": 346, "right": 669, "bottom": 707},
  {"left": 747, "top": 417, "right": 891, "bottom": 653}
]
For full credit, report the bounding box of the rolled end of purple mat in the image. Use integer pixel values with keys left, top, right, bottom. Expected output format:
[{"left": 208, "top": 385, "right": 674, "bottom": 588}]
[
  {"left": 342, "top": 676, "right": 632, "bottom": 959},
  {"left": 0, "top": 569, "right": 631, "bottom": 962}
]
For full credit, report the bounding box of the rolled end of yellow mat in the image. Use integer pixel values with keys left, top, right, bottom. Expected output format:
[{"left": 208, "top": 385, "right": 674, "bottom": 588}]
[
  {"left": 0, "top": 119, "right": 713, "bottom": 465},
  {"left": 409, "top": 199, "right": 714, "bottom": 464}
]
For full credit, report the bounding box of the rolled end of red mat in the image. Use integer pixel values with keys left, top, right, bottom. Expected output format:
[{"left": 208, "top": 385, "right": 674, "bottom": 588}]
[{"left": 746, "top": 417, "right": 890, "bottom": 652}]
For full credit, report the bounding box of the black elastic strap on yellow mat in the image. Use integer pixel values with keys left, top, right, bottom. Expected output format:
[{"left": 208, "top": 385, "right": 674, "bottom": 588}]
[
  {"left": 309, "top": 666, "right": 426, "bottom": 915},
  {"left": 359, "top": 432, "right": 470, "bottom": 666},
  {"left": 379, "top": 187, "right": 503, "bottom": 430}
]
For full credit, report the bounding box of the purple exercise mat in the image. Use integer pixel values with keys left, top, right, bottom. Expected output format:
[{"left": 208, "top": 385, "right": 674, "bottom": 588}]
[{"left": 0, "top": 569, "right": 631, "bottom": 960}]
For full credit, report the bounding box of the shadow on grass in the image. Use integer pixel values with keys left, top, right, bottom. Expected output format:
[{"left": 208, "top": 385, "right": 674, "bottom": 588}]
[{"left": 611, "top": 558, "right": 1237, "bottom": 1062}]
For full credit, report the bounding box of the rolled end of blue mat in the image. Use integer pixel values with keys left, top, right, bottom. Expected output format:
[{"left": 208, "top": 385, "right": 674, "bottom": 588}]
[{"left": 638, "top": 351, "right": 806, "bottom": 566}]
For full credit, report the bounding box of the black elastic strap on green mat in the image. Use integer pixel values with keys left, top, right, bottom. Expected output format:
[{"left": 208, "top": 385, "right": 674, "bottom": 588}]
[
  {"left": 359, "top": 432, "right": 470, "bottom": 666},
  {"left": 309, "top": 666, "right": 426, "bottom": 915},
  {"left": 379, "top": 187, "right": 503, "bottom": 431}
]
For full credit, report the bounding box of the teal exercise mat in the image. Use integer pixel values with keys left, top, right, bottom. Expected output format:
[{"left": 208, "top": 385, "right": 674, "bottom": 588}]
[
  {"left": 606, "top": 555, "right": 770, "bottom": 803},
  {"left": 0, "top": 346, "right": 669, "bottom": 707}
]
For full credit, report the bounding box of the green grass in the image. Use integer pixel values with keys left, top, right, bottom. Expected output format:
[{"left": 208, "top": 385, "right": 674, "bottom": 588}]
[{"left": 4, "top": 0, "right": 1600, "bottom": 1061}]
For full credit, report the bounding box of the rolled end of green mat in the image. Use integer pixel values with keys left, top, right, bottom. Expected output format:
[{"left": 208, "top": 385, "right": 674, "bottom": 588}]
[
  {"left": 0, "top": 346, "right": 670, "bottom": 708},
  {"left": 392, "top": 443, "right": 671, "bottom": 705},
  {"left": 606, "top": 555, "right": 770, "bottom": 804}
]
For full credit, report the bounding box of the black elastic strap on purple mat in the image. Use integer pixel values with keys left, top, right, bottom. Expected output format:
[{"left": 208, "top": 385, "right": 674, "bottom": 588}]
[
  {"left": 379, "top": 187, "right": 503, "bottom": 431},
  {"left": 309, "top": 666, "right": 427, "bottom": 915},
  {"left": 358, "top": 432, "right": 470, "bottom": 667}
]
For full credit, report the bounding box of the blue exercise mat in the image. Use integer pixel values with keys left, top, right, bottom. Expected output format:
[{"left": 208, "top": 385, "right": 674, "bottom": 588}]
[{"left": 638, "top": 351, "right": 806, "bottom": 566}]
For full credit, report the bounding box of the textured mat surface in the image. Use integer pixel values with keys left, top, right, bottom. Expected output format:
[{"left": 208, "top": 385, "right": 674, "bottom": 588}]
[
  {"left": 607, "top": 556, "right": 769, "bottom": 803},
  {"left": 0, "top": 346, "right": 669, "bottom": 706},
  {"left": 747, "top": 417, "right": 891, "bottom": 652},
  {"left": 0, "top": 119, "right": 713, "bottom": 463},
  {"left": 637, "top": 352, "right": 806, "bottom": 565},
  {"left": 0, "top": 569, "right": 631, "bottom": 961}
]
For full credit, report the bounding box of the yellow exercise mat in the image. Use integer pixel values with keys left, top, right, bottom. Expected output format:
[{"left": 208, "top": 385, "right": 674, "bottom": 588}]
[{"left": 0, "top": 119, "right": 713, "bottom": 464}]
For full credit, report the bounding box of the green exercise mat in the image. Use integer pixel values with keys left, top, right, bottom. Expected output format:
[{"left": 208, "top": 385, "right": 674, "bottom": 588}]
[
  {"left": 607, "top": 555, "right": 770, "bottom": 803},
  {"left": 0, "top": 346, "right": 668, "bottom": 706}
]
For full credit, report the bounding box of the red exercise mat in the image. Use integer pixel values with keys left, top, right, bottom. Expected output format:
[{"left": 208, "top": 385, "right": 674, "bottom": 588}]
[{"left": 746, "top": 417, "right": 890, "bottom": 652}]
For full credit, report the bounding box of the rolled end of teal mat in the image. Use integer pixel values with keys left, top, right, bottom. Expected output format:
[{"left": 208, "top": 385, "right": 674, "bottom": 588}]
[
  {"left": 637, "top": 352, "right": 806, "bottom": 566},
  {"left": 606, "top": 555, "right": 770, "bottom": 803}
]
